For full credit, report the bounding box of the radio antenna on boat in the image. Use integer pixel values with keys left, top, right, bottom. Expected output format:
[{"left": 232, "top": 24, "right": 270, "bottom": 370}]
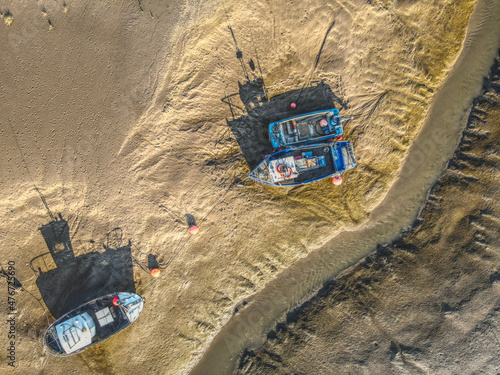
[{"left": 7, "top": 123, "right": 55, "bottom": 221}]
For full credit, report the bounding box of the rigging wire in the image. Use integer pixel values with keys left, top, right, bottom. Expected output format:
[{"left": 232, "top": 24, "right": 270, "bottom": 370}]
[
  {"left": 141, "top": 276, "right": 161, "bottom": 299},
  {"left": 23, "top": 288, "right": 52, "bottom": 327}
]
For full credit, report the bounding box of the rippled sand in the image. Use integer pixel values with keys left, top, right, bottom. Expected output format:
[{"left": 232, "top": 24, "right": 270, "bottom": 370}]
[{"left": 0, "top": 0, "right": 486, "bottom": 373}]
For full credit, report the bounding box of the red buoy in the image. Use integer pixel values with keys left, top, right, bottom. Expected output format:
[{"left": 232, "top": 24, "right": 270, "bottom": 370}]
[
  {"left": 113, "top": 296, "right": 119, "bottom": 306},
  {"left": 290, "top": 102, "right": 297, "bottom": 109},
  {"left": 336, "top": 135, "right": 343, "bottom": 141},
  {"left": 189, "top": 225, "right": 199, "bottom": 234},
  {"left": 151, "top": 268, "right": 161, "bottom": 278},
  {"left": 332, "top": 175, "right": 342, "bottom": 186}
]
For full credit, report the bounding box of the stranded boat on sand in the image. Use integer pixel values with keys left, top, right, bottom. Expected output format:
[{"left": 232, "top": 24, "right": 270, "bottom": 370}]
[
  {"left": 248, "top": 142, "right": 356, "bottom": 187},
  {"left": 44, "top": 292, "right": 144, "bottom": 357},
  {"left": 269, "top": 108, "right": 352, "bottom": 148}
]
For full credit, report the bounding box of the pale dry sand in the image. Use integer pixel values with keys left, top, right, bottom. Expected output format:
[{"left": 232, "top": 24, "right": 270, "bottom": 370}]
[{"left": 0, "top": 0, "right": 485, "bottom": 373}]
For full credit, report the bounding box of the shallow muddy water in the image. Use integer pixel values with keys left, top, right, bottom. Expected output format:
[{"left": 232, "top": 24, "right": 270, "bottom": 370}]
[{"left": 190, "top": 0, "right": 500, "bottom": 373}]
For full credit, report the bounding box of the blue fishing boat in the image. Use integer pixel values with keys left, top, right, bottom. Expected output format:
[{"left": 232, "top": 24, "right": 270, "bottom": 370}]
[
  {"left": 247, "top": 141, "right": 356, "bottom": 187},
  {"left": 43, "top": 292, "right": 144, "bottom": 357},
  {"left": 269, "top": 108, "right": 352, "bottom": 149}
]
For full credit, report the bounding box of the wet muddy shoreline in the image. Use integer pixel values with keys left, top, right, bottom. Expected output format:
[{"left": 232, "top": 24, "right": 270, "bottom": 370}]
[
  {"left": 238, "top": 52, "right": 500, "bottom": 374},
  {"left": 190, "top": 1, "right": 500, "bottom": 373}
]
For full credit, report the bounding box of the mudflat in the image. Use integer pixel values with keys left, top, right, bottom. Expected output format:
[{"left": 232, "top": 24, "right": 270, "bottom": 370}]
[{"left": 0, "top": 0, "right": 497, "bottom": 374}]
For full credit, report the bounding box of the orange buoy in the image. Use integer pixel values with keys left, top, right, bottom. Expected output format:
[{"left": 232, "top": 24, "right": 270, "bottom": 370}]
[
  {"left": 112, "top": 296, "right": 120, "bottom": 306},
  {"left": 332, "top": 175, "right": 342, "bottom": 186},
  {"left": 189, "top": 225, "right": 199, "bottom": 234},
  {"left": 150, "top": 268, "right": 161, "bottom": 278}
]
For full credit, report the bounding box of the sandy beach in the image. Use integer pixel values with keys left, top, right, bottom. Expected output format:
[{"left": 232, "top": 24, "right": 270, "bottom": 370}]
[{"left": 0, "top": 0, "right": 498, "bottom": 374}]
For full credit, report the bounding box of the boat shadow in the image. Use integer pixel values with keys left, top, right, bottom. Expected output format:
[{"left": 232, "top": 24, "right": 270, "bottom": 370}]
[
  {"left": 223, "top": 79, "right": 347, "bottom": 170},
  {"left": 32, "top": 217, "right": 136, "bottom": 319}
]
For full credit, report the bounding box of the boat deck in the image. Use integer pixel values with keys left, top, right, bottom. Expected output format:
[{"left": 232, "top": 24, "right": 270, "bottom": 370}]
[
  {"left": 276, "top": 113, "right": 333, "bottom": 145},
  {"left": 269, "top": 109, "right": 345, "bottom": 148},
  {"left": 282, "top": 114, "right": 330, "bottom": 142}
]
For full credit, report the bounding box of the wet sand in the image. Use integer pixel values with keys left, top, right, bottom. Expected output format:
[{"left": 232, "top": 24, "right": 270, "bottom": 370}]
[
  {"left": 0, "top": 0, "right": 495, "bottom": 374},
  {"left": 238, "top": 53, "right": 500, "bottom": 374}
]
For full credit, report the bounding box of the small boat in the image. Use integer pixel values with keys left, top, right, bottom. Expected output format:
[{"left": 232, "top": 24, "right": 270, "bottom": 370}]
[
  {"left": 269, "top": 108, "right": 352, "bottom": 149},
  {"left": 43, "top": 292, "right": 144, "bottom": 357},
  {"left": 247, "top": 141, "right": 357, "bottom": 187}
]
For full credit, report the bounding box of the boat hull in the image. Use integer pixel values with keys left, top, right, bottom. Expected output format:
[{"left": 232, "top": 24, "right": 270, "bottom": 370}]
[{"left": 43, "top": 292, "right": 144, "bottom": 357}]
